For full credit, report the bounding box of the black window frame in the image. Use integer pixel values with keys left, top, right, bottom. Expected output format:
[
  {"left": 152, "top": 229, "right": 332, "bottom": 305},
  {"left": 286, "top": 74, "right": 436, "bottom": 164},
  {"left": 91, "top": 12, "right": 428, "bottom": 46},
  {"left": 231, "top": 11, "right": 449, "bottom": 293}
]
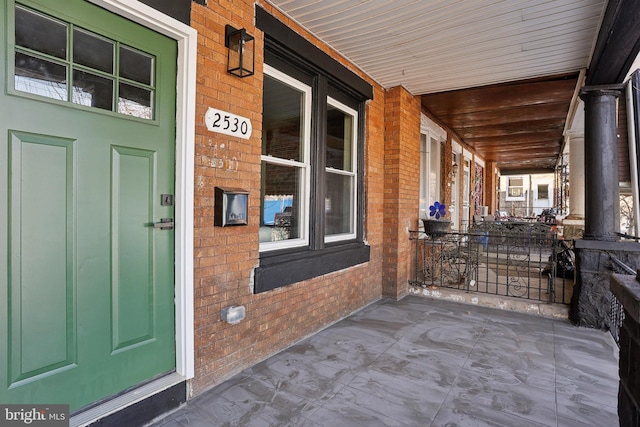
[{"left": 254, "top": 6, "right": 373, "bottom": 293}]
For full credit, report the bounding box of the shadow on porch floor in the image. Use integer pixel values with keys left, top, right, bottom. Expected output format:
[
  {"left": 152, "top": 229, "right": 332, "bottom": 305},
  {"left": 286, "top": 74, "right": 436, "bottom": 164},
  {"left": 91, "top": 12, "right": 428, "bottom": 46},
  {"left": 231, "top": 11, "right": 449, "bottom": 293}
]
[{"left": 150, "top": 295, "right": 619, "bottom": 427}]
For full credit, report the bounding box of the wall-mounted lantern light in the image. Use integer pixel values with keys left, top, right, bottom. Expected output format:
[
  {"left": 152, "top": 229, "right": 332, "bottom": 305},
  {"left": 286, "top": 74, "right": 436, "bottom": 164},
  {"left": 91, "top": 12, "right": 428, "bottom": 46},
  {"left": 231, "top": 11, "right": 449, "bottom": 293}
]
[
  {"left": 225, "top": 24, "right": 254, "bottom": 78},
  {"left": 449, "top": 161, "right": 458, "bottom": 179}
]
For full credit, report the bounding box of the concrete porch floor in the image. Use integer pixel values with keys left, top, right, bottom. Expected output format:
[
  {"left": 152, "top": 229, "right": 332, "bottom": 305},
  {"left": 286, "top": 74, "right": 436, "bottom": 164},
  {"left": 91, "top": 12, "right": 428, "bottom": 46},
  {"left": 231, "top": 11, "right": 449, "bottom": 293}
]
[{"left": 150, "top": 296, "right": 619, "bottom": 427}]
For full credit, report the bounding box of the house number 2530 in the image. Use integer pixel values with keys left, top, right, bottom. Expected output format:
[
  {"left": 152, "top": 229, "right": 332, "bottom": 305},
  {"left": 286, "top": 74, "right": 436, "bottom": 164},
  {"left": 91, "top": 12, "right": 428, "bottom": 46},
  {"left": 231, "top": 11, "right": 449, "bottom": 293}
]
[{"left": 205, "top": 107, "right": 252, "bottom": 140}]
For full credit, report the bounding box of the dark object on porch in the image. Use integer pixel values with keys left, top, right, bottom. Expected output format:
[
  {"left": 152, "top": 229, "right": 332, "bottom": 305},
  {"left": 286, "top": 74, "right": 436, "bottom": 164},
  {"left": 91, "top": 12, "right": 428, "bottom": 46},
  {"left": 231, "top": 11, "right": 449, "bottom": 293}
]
[
  {"left": 537, "top": 208, "right": 558, "bottom": 223},
  {"left": 543, "top": 239, "right": 574, "bottom": 279}
]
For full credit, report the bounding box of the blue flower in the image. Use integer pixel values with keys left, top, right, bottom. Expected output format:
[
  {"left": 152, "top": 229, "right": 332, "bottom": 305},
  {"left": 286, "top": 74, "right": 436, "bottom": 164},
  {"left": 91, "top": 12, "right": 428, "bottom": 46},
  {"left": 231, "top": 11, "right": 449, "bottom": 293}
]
[{"left": 429, "top": 201, "right": 447, "bottom": 219}]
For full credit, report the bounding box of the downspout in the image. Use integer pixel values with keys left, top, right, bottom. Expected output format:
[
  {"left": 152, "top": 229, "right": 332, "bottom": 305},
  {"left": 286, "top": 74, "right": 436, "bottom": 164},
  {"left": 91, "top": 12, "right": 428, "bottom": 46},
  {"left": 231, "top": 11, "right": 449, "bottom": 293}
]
[{"left": 626, "top": 75, "right": 640, "bottom": 236}]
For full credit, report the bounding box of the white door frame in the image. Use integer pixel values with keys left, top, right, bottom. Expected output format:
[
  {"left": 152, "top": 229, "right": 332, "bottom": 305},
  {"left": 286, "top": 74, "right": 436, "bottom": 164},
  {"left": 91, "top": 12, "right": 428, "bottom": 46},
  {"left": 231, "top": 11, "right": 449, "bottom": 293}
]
[
  {"left": 462, "top": 149, "right": 472, "bottom": 231},
  {"left": 451, "top": 140, "right": 462, "bottom": 231},
  {"left": 73, "top": 1, "right": 196, "bottom": 424}
]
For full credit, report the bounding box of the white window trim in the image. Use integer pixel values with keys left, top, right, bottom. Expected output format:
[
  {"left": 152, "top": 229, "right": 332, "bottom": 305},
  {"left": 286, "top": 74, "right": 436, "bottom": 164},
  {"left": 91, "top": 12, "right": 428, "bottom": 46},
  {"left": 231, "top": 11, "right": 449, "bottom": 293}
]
[
  {"left": 419, "top": 135, "right": 428, "bottom": 217},
  {"left": 537, "top": 183, "right": 550, "bottom": 200},
  {"left": 325, "top": 96, "right": 358, "bottom": 243},
  {"left": 419, "top": 131, "right": 442, "bottom": 218},
  {"left": 506, "top": 176, "right": 526, "bottom": 201},
  {"left": 260, "top": 64, "right": 312, "bottom": 252},
  {"left": 420, "top": 113, "right": 445, "bottom": 212},
  {"left": 430, "top": 135, "right": 441, "bottom": 202},
  {"left": 451, "top": 141, "right": 462, "bottom": 230},
  {"left": 452, "top": 139, "right": 462, "bottom": 153},
  {"left": 420, "top": 113, "right": 446, "bottom": 141}
]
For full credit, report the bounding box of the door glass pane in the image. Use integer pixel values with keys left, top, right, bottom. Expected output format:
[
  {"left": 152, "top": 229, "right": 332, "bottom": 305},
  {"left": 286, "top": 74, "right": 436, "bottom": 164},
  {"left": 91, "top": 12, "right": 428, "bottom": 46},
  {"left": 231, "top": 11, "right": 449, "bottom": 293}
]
[
  {"left": 15, "top": 6, "right": 67, "bottom": 59},
  {"left": 73, "top": 28, "right": 113, "bottom": 73},
  {"left": 326, "top": 105, "right": 353, "bottom": 171},
  {"left": 325, "top": 172, "right": 353, "bottom": 236},
  {"left": 15, "top": 52, "right": 67, "bottom": 100},
  {"left": 262, "top": 75, "right": 304, "bottom": 162},
  {"left": 260, "top": 163, "right": 302, "bottom": 242},
  {"left": 118, "top": 83, "right": 152, "bottom": 119},
  {"left": 12, "top": 5, "right": 156, "bottom": 120},
  {"left": 538, "top": 184, "right": 549, "bottom": 199},
  {"left": 119, "top": 46, "right": 153, "bottom": 85},
  {"left": 72, "top": 70, "right": 113, "bottom": 110},
  {"left": 419, "top": 134, "right": 427, "bottom": 215},
  {"left": 430, "top": 137, "right": 439, "bottom": 203}
]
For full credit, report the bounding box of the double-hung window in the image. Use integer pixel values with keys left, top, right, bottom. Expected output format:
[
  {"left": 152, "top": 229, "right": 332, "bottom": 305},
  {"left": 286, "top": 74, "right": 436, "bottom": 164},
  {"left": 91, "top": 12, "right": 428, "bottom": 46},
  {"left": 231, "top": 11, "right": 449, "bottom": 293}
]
[
  {"left": 419, "top": 133, "right": 441, "bottom": 218},
  {"left": 260, "top": 65, "right": 312, "bottom": 250},
  {"left": 418, "top": 115, "right": 445, "bottom": 219},
  {"left": 259, "top": 68, "right": 360, "bottom": 250},
  {"left": 325, "top": 98, "right": 357, "bottom": 242},
  {"left": 507, "top": 176, "right": 525, "bottom": 200},
  {"left": 255, "top": 6, "right": 372, "bottom": 293}
]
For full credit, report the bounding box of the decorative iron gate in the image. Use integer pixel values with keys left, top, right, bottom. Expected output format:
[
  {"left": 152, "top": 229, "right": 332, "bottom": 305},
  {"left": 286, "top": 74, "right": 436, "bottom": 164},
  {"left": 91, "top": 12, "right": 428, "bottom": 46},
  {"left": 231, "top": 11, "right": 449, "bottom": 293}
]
[{"left": 409, "top": 224, "right": 573, "bottom": 304}]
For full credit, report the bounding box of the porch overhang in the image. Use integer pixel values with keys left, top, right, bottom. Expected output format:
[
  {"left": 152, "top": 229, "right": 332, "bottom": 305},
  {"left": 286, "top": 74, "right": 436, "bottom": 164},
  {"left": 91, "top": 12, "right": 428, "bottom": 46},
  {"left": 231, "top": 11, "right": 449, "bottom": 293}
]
[{"left": 269, "top": 0, "right": 640, "bottom": 173}]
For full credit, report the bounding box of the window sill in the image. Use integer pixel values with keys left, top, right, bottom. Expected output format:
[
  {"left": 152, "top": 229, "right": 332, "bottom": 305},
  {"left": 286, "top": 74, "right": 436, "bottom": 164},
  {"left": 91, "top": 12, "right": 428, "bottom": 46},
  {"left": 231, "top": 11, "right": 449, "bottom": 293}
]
[{"left": 254, "top": 242, "right": 370, "bottom": 293}]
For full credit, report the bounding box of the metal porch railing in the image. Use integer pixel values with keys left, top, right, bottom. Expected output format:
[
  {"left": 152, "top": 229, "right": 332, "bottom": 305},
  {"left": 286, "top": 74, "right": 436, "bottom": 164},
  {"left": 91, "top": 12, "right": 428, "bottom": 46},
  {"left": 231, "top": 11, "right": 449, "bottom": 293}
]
[{"left": 409, "top": 228, "right": 574, "bottom": 304}]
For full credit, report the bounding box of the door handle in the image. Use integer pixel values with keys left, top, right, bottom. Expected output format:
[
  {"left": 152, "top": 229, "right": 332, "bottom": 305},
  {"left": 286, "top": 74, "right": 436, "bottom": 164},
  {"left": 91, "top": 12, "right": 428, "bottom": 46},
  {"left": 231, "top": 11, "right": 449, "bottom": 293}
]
[{"left": 153, "top": 218, "right": 174, "bottom": 230}]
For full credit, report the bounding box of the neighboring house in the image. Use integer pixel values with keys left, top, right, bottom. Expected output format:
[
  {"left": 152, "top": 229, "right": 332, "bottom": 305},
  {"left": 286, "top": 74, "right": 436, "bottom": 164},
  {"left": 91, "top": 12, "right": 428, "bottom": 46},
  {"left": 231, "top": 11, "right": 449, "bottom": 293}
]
[{"left": 499, "top": 173, "right": 555, "bottom": 218}]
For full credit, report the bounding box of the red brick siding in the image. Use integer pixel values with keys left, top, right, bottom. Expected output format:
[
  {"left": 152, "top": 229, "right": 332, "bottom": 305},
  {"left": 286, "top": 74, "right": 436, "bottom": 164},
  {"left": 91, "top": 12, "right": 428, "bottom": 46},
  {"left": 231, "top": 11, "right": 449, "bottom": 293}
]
[
  {"left": 484, "top": 161, "right": 498, "bottom": 214},
  {"left": 442, "top": 136, "right": 453, "bottom": 211},
  {"left": 419, "top": 108, "right": 495, "bottom": 227},
  {"left": 382, "top": 86, "right": 421, "bottom": 299},
  {"left": 190, "top": 1, "right": 384, "bottom": 397}
]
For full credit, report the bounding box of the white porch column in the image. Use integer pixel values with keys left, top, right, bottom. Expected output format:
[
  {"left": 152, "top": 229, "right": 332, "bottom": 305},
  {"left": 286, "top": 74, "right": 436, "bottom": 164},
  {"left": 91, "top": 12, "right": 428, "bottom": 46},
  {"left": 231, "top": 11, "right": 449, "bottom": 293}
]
[
  {"left": 567, "top": 131, "right": 585, "bottom": 219},
  {"left": 561, "top": 130, "right": 586, "bottom": 240}
]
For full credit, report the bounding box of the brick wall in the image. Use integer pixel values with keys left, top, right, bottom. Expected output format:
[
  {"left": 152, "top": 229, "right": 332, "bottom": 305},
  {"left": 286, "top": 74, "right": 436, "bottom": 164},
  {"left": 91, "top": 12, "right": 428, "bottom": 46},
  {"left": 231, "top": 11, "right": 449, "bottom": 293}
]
[
  {"left": 441, "top": 136, "right": 453, "bottom": 213},
  {"left": 484, "top": 161, "right": 498, "bottom": 214},
  {"left": 189, "top": 1, "right": 384, "bottom": 397},
  {"left": 382, "top": 86, "right": 421, "bottom": 299},
  {"left": 364, "top": 83, "right": 386, "bottom": 277},
  {"left": 473, "top": 163, "right": 484, "bottom": 216}
]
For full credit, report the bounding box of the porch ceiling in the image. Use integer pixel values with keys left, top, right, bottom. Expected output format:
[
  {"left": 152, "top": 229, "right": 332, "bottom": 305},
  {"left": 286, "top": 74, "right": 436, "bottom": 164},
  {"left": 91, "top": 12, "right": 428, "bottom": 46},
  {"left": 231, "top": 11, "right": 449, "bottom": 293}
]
[
  {"left": 420, "top": 72, "right": 579, "bottom": 173},
  {"left": 268, "top": 0, "right": 607, "bottom": 172}
]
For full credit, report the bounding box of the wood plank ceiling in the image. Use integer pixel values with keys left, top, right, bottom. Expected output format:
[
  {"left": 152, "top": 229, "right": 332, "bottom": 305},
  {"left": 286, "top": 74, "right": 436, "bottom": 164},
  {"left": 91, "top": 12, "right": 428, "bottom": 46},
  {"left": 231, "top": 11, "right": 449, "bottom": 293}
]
[
  {"left": 421, "top": 73, "right": 579, "bottom": 173},
  {"left": 268, "top": 0, "right": 607, "bottom": 172}
]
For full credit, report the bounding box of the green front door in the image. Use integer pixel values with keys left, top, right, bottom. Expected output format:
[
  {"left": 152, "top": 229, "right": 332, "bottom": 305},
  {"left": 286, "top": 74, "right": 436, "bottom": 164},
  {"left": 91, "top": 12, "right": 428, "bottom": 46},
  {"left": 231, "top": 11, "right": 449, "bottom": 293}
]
[{"left": 0, "top": 0, "right": 178, "bottom": 412}]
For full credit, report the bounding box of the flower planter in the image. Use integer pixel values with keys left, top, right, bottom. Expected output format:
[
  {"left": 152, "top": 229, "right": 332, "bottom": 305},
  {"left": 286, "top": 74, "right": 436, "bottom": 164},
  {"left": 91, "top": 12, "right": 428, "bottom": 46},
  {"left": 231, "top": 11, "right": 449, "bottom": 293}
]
[{"left": 422, "top": 219, "right": 451, "bottom": 238}]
